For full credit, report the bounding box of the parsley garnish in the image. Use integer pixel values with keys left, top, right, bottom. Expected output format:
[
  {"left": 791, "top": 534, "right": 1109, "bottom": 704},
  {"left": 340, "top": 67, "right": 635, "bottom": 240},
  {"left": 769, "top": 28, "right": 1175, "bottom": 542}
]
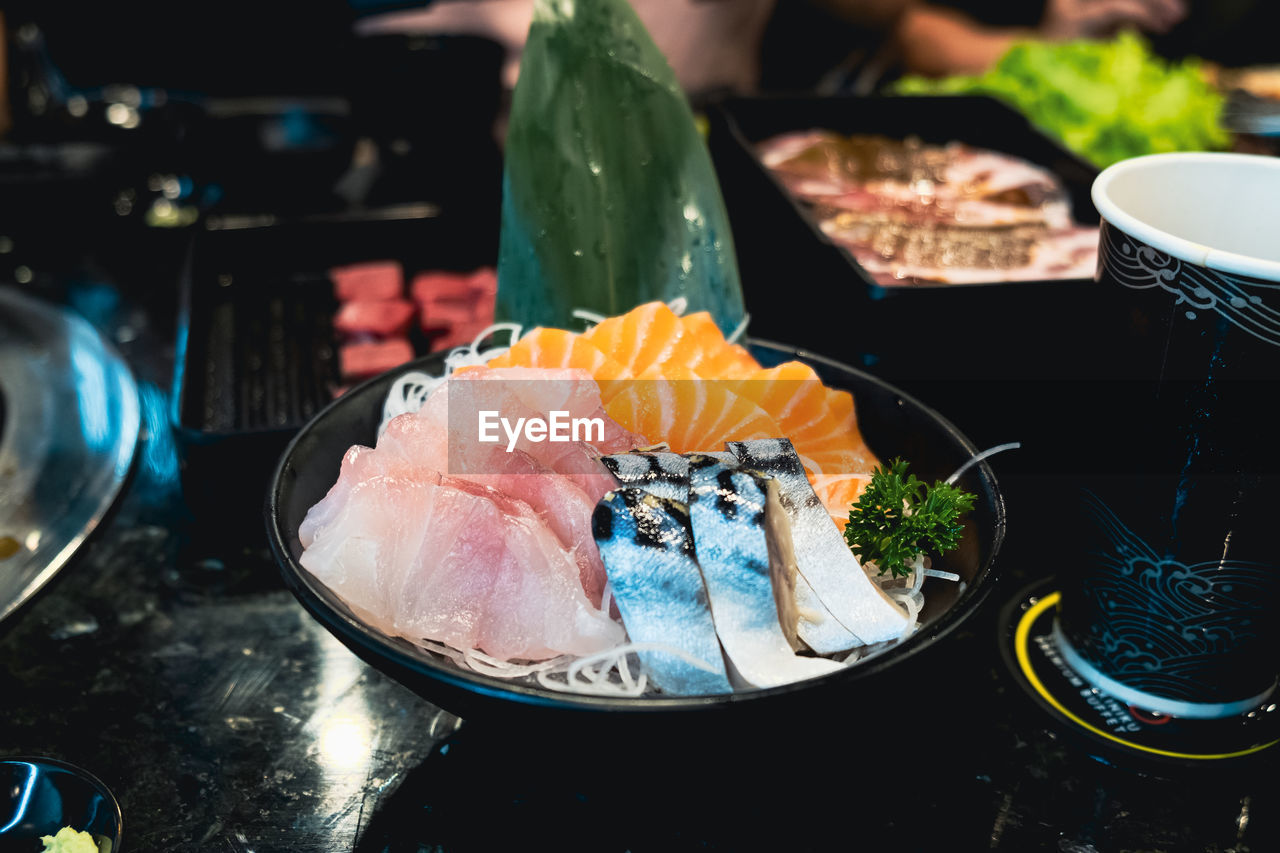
[{"left": 843, "top": 458, "right": 977, "bottom": 578}]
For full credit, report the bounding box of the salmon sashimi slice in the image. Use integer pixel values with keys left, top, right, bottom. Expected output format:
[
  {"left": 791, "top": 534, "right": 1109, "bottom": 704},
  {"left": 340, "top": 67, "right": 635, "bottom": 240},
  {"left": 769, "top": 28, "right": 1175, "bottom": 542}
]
[
  {"left": 604, "top": 366, "right": 782, "bottom": 454},
  {"left": 729, "top": 361, "right": 833, "bottom": 441},
  {"left": 810, "top": 472, "right": 875, "bottom": 531},
  {"left": 579, "top": 301, "right": 689, "bottom": 377},
  {"left": 677, "top": 311, "right": 761, "bottom": 379},
  {"left": 485, "top": 328, "right": 634, "bottom": 402},
  {"left": 730, "top": 361, "right": 879, "bottom": 473},
  {"left": 299, "top": 464, "right": 624, "bottom": 661}
]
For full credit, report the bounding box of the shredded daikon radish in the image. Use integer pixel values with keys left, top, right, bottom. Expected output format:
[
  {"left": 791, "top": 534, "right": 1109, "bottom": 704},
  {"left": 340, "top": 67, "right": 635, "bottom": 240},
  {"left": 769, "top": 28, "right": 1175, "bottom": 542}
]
[
  {"left": 571, "top": 308, "right": 607, "bottom": 328},
  {"left": 443, "top": 321, "right": 523, "bottom": 372},
  {"left": 380, "top": 371, "right": 447, "bottom": 437},
  {"left": 463, "top": 648, "right": 567, "bottom": 678},
  {"left": 536, "top": 654, "right": 645, "bottom": 697},
  {"left": 910, "top": 554, "right": 927, "bottom": 593},
  {"left": 616, "top": 649, "right": 639, "bottom": 690},
  {"left": 415, "top": 639, "right": 568, "bottom": 679},
  {"left": 600, "top": 581, "right": 615, "bottom": 618},
  {"left": 572, "top": 297, "right": 716, "bottom": 329},
  {"left": 415, "top": 634, "right": 728, "bottom": 698},
  {"left": 887, "top": 588, "right": 922, "bottom": 639},
  {"left": 376, "top": 321, "right": 525, "bottom": 434},
  {"left": 725, "top": 312, "right": 751, "bottom": 345},
  {"left": 946, "top": 441, "right": 1021, "bottom": 485},
  {"left": 533, "top": 641, "right": 724, "bottom": 697}
]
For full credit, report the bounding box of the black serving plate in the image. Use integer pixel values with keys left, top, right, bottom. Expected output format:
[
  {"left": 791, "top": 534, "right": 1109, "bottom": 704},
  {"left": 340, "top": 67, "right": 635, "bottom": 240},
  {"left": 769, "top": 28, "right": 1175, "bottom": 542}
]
[
  {"left": 706, "top": 95, "right": 1109, "bottom": 480},
  {"left": 265, "top": 340, "right": 1007, "bottom": 742}
]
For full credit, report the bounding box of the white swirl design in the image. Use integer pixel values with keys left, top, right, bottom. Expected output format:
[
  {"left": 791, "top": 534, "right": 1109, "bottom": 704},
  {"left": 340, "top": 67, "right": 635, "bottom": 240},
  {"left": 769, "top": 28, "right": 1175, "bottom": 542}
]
[
  {"left": 1070, "top": 489, "right": 1274, "bottom": 703},
  {"left": 1100, "top": 221, "right": 1280, "bottom": 348}
]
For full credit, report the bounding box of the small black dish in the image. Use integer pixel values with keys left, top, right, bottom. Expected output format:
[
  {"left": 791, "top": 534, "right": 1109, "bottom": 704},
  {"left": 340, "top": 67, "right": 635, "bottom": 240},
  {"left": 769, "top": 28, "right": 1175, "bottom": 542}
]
[
  {"left": 996, "top": 575, "right": 1280, "bottom": 780},
  {"left": 0, "top": 757, "right": 123, "bottom": 853},
  {"left": 265, "top": 339, "right": 1007, "bottom": 741}
]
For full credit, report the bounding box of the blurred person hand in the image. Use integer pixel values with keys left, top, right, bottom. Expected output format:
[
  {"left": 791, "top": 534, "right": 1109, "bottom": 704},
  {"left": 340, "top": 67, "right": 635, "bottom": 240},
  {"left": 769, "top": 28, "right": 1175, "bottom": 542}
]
[
  {"left": 895, "top": 0, "right": 1188, "bottom": 78},
  {"left": 1039, "top": 0, "right": 1187, "bottom": 40}
]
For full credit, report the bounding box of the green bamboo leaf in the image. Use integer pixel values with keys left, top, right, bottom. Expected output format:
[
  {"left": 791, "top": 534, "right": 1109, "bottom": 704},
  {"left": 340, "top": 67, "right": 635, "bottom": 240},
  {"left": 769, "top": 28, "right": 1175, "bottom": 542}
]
[{"left": 495, "top": 0, "right": 747, "bottom": 336}]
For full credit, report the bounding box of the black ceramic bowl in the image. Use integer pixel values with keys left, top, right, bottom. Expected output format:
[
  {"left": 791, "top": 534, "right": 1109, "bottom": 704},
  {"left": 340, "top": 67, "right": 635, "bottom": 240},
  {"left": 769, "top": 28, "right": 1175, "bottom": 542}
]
[
  {"left": 0, "top": 757, "right": 123, "bottom": 853},
  {"left": 265, "top": 340, "right": 1006, "bottom": 737}
]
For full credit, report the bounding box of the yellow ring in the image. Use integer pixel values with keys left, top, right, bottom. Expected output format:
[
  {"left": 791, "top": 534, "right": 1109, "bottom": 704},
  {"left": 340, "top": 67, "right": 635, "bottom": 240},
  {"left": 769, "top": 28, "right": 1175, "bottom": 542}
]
[{"left": 1014, "top": 591, "right": 1279, "bottom": 761}]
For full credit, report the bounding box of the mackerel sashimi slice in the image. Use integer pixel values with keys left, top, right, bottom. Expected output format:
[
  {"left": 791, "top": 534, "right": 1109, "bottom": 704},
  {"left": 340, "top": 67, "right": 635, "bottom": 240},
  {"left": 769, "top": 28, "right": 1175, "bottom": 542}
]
[
  {"left": 592, "top": 488, "right": 733, "bottom": 695},
  {"left": 686, "top": 456, "right": 844, "bottom": 687},
  {"left": 728, "top": 438, "right": 909, "bottom": 646},
  {"left": 299, "top": 454, "right": 624, "bottom": 661}
]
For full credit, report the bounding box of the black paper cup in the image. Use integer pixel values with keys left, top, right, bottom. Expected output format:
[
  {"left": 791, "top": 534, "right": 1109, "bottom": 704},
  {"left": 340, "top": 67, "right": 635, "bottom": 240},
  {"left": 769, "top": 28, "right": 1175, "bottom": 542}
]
[{"left": 1051, "top": 153, "right": 1280, "bottom": 720}]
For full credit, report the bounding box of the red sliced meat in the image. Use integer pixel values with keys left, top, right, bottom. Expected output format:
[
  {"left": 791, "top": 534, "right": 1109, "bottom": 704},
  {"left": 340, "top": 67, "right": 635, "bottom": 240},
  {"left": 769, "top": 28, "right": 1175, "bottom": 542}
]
[
  {"left": 340, "top": 338, "right": 414, "bottom": 381},
  {"left": 331, "top": 261, "right": 404, "bottom": 302},
  {"left": 432, "top": 318, "right": 494, "bottom": 352},
  {"left": 467, "top": 267, "right": 498, "bottom": 295},
  {"left": 335, "top": 299, "right": 416, "bottom": 338},
  {"left": 411, "top": 270, "right": 474, "bottom": 306},
  {"left": 419, "top": 301, "right": 475, "bottom": 334}
]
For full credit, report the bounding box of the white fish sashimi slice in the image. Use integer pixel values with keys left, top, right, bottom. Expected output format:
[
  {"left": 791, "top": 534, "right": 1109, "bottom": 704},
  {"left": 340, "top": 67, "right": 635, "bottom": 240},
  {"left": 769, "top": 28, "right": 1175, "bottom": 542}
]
[
  {"left": 687, "top": 457, "right": 844, "bottom": 688},
  {"left": 377, "top": 413, "right": 609, "bottom": 608},
  {"left": 454, "top": 466, "right": 608, "bottom": 608},
  {"left": 728, "top": 439, "right": 909, "bottom": 645},
  {"left": 454, "top": 366, "right": 648, "bottom": 455},
  {"left": 423, "top": 371, "right": 630, "bottom": 500},
  {"left": 299, "top": 459, "right": 436, "bottom": 627},
  {"left": 300, "top": 465, "right": 624, "bottom": 662}
]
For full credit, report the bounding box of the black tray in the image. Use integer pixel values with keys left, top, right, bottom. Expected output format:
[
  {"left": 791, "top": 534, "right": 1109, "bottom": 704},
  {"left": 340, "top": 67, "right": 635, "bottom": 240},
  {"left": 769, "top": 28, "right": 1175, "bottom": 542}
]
[
  {"left": 706, "top": 94, "right": 1112, "bottom": 478},
  {"left": 171, "top": 205, "right": 497, "bottom": 541}
]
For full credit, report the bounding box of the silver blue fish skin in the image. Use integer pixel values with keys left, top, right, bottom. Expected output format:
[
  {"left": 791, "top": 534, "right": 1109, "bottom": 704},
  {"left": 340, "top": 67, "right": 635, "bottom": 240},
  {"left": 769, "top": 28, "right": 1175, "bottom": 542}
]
[
  {"left": 592, "top": 488, "right": 733, "bottom": 695},
  {"left": 600, "top": 450, "right": 741, "bottom": 502},
  {"left": 687, "top": 457, "right": 844, "bottom": 687},
  {"left": 598, "top": 452, "right": 690, "bottom": 503},
  {"left": 728, "top": 438, "right": 908, "bottom": 646}
]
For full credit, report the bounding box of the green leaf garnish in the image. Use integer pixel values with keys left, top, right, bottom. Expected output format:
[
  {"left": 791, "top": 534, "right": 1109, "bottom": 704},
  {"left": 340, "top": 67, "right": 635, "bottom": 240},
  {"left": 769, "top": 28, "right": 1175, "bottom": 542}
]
[{"left": 843, "top": 458, "right": 977, "bottom": 578}]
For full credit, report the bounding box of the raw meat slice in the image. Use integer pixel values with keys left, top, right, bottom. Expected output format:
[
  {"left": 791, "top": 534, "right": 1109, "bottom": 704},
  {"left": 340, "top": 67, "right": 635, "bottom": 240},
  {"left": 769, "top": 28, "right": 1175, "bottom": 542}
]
[
  {"left": 331, "top": 260, "right": 404, "bottom": 302},
  {"left": 339, "top": 338, "right": 414, "bottom": 382},
  {"left": 334, "top": 299, "right": 416, "bottom": 338}
]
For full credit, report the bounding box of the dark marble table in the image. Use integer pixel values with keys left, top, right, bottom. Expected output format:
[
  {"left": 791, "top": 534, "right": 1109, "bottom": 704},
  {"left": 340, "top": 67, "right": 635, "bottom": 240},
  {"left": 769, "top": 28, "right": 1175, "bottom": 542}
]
[{"left": 2, "top": 212, "right": 1277, "bottom": 853}]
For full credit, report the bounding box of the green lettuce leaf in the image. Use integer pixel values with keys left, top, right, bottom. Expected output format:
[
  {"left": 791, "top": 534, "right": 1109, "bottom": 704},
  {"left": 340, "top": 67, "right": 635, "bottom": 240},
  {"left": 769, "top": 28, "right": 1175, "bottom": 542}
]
[{"left": 892, "top": 31, "right": 1230, "bottom": 169}]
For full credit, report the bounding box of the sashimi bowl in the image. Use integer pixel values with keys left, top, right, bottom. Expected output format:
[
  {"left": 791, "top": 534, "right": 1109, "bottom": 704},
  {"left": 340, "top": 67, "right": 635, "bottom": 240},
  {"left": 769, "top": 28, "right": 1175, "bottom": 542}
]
[{"left": 266, "top": 338, "right": 1007, "bottom": 735}]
